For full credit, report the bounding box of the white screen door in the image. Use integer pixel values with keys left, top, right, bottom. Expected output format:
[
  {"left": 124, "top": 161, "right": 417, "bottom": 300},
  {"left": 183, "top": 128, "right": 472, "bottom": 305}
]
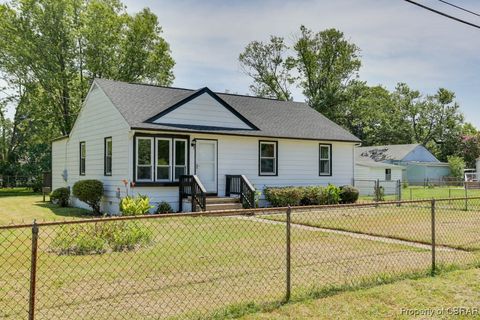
[{"left": 195, "top": 140, "right": 217, "bottom": 193}]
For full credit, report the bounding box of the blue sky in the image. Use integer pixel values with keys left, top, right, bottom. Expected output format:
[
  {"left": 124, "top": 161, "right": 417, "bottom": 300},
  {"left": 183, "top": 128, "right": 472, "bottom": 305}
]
[{"left": 122, "top": 0, "right": 480, "bottom": 127}]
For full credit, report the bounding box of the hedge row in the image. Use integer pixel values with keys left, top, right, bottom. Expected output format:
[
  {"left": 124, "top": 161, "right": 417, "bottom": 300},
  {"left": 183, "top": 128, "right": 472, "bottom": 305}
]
[{"left": 264, "top": 184, "right": 359, "bottom": 207}]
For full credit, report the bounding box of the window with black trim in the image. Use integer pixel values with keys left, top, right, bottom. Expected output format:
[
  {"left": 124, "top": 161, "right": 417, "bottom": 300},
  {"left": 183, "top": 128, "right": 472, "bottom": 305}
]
[
  {"left": 104, "top": 137, "right": 112, "bottom": 176},
  {"left": 319, "top": 144, "right": 331, "bottom": 176},
  {"left": 259, "top": 141, "right": 277, "bottom": 176},
  {"left": 79, "top": 141, "right": 86, "bottom": 175},
  {"left": 385, "top": 169, "right": 392, "bottom": 181},
  {"left": 135, "top": 136, "right": 188, "bottom": 183},
  {"left": 136, "top": 137, "right": 154, "bottom": 181}
]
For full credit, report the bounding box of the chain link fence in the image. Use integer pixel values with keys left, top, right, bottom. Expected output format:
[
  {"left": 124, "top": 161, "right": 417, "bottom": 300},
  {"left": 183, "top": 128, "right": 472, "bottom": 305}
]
[
  {"left": 354, "top": 179, "right": 402, "bottom": 201},
  {"left": 1, "top": 197, "right": 480, "bottom": 319}
]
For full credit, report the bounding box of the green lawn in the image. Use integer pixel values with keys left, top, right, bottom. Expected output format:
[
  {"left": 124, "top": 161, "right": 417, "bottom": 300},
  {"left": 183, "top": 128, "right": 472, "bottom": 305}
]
[
  {"left": 360, "top": 186, "right": 480, "bottom": 202},
  {"left": 0, "top": 192, "right": 478, "bottom": 319},
  {"left": 241, "top": 267, "right": 480, "bottom": 320},
  {"left": 0, "top": 189, "right": 90, "bottom": 225},
  {"left": 263, "top": 201, "right": 480, "bottom": 251}
]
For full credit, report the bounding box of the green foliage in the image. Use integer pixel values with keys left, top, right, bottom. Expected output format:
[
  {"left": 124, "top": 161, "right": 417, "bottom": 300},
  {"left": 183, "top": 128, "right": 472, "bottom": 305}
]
[
  {"left": 264, "top": 186, "right": 304, "bottom": 207},
  {"left": 72, "top": 180, "right": 104, "bottom": 214},
  {"left": 402, "top": 179, "right": 409, "bottom": 189},
  {"left": 339, "top": 185, "right": 359, "bottom": 204},
  {"left": 50, "top": 187, "right": 70, "bottom": 207},
  {"left": 239, "top": 36, "right": 294, "bottom": 100},
  {"left": 0, "top": 0, "right": 175, "bottom": 179},
  {"left": 323, "top": 184, "right": 341, "bottom": 204},
  {"left": 51, "top": 221, "right": 153, "bottom": 255},
  {"left": 120, "top": 195, "right": 154, "bottom": 215},
  {"left": 447, "top": 156, "right": 466, "bottom": 179},
  {"left": 155, "top": 201, "right": 173, "bottom": 214},
  {"left": 264, "top": 185, "right": 341, "bottom": 207}
]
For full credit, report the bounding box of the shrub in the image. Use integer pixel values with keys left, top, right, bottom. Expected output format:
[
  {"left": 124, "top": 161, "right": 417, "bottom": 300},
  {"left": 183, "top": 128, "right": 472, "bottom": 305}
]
[
  {"left": 323, "top": 184, "right": 341, "bottom": 204},
  {"left": 339, "top": 185, "right": 359, "bottom": 204},
  {"left": 50, "top": 187, "right": 70, "bottom": 207},
  {"left": 120, "top": 195, "right": 154, "bottom": 215},
  {"left": 72, "top": 180, "right": 104, "bottom": 214},
  {"left": 264, "top": 185, "right": 342, "bottom": 207},
  {"left": 402, "top": 179, "right": 409, "bottom": 189},
  {"left": 51, "top": 221, "right": 153, "bottom": 255},
  {"left": 155, "top": 201, "right": 173, "bottom": 214},
  {"left": 447, "top": 155, "right": 465, "bottom": 179},
  {"left": 300, "top": 186, "right": 323, "bottom": 205},
  {"left": 264, "top": 186, "right": 304, "bottom": 207},
  {"left": 30, "top": 176, "right": 43, "bottom": 193}
]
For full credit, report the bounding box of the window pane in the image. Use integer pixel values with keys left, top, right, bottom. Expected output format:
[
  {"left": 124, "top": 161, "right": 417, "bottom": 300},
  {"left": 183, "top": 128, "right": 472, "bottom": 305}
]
[
  {"left": 106, "top": 157, "right": 112, "bottom": 174},
  {"left": 81, "top": 143, "right": 86, "bottom": 158},
  {"left": 106, "top": 140, "right": 112, "bottom": 156},
  {"left": 157, "top": 166, "right": 170, "bottom": 180},
  {"left": 320, "top": 160, "right": 330, "bottom": 174},
  {"left": 137, "top": 166, "right": 152, "bottom": 180},
  {"left": 175, "top": 140, "right": 186, "bottom": 165},
  {"left": 261, "top": 143, "right": 275, "bottom": 157},
  {"left": 174, "top": 166, "right": 186, "bottom": 180},
  {"left": 261, "top": 159, "right": 275, "bottom": 173},
  {"left": 138, "top": 139, "right": 151, "bottom": 165},
  {"left": 157, "top": 140, "right": 170, "bottom": 165},
  {"left": 320, "top": 146, "right": 330, "bottom": 159},
  {"left": 81, "top": 159, "right": 86, "bottom": 174}
]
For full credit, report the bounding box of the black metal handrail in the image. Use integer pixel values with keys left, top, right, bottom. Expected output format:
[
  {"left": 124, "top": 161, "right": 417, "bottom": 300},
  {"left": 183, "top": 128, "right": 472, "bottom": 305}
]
[
  {"left": 179, "top": 175, "right": 207, "bottom": 212},
  {"left": 225, "top": 175, "right": 256, "bottom": 208}
]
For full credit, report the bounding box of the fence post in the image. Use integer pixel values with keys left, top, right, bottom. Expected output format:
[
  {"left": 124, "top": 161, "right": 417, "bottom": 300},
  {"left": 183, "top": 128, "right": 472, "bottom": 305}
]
[
  {"left": 285, "top": 206, "right": 291, "bottom": 302},
  {"left": 410, "top": 188, "right": 413, "bottom": 201},
  {"left": 431, "top": 200, "right": 436, "bottom": 276},
  {"left": 29, "top": 220, "right": 39, "bottom": 320},
  {"left": 465, "top": 187, "right": 468, "bottom": 211},
  {"left": 397, "top": 180, "right": 401, "bottom": 206}
]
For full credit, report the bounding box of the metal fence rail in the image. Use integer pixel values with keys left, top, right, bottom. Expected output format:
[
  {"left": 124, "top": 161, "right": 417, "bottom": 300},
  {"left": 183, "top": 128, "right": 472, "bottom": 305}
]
[{"left": 1, "top": 197, "right": 480, "bottom": 319}]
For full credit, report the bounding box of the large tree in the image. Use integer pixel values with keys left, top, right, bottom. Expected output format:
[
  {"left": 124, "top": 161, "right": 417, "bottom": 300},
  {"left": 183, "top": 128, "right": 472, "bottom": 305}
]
[
  {"left": 294, "top": 26, "right": 361, "bottom": 121},
  {"left": 239, "top": 26, "right": 361, "bottom": 121},
  {"left": 239, "top": 36, "right": 294, "bottom": 101},
  {"left": 0, "top": 0, "right": 175, "bottom": 177}
]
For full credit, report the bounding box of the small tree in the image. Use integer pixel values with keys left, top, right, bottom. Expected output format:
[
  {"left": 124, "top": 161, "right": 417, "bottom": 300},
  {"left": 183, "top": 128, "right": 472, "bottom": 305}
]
[
  {"left": 447, "top": 156, "right": 465, "bottom": 179},
  {"left": 72, "top": 180, "right": 104, "bottom": 214}
]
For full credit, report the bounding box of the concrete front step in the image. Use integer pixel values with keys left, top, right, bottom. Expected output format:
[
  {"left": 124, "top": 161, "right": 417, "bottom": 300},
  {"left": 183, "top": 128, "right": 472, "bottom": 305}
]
[
  {"left": 204, "top": 202, "right": 243, "bottom": 211},
  {"left": 206, "top": 196, "right": 240, "bottom": 204}
]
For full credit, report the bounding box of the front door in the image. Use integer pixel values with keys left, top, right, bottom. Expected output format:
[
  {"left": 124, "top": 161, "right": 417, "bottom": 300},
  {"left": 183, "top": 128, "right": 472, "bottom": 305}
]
[{"left": 195, "top": 140, "right": 217, "bottom": 194}]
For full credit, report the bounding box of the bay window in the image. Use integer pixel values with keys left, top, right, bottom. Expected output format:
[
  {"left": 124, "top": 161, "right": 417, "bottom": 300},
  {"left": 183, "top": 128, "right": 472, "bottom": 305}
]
[{"left": 135, "top": 135, "right": 188, "bottom": 183}]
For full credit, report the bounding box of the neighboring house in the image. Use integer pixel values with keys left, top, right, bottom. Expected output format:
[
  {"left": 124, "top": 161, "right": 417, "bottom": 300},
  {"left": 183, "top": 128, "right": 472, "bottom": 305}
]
[
  {"left": 355, "top": 144, "right": 450, "bottom": 185},
  {"left": 354, "top": 161, "right": 404, "bottom": 195},
  {"left": 52, "top": 79, "right": 360, "bottom": 213}
]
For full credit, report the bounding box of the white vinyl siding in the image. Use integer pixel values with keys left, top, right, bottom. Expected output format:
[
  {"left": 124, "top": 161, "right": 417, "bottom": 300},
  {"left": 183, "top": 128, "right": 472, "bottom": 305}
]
[
  {"left": 52, "top": 83, "right": 130, "bottom": 213},
  {"left": 153, "top": 92, "right": 252, "bottom": 129}
]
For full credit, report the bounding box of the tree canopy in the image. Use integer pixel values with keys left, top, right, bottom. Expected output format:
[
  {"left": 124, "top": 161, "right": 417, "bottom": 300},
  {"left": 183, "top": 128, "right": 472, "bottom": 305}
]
[{"left": 0, "top": 0, "right": 175, "bottom": 177}]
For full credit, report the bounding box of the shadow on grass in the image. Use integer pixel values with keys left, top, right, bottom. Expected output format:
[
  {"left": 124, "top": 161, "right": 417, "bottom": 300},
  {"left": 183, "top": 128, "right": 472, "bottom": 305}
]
[
  {"left": 34, "top": 201, "right": 93, "bottom": 219},
  {"left": 0, "top": 188, "right": 40, "bottom": 197}
]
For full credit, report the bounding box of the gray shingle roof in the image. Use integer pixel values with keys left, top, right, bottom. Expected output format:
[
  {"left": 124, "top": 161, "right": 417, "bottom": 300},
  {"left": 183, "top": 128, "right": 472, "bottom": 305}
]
[
  {"left": 356, "top": 144, "right": 421, "bottom": 162},
  {"left": 94, "top": 78, "right": 360, "bottom": 142}
]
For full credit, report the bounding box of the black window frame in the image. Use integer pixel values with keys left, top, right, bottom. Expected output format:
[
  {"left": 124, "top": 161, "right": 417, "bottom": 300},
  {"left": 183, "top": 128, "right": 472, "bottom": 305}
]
[
  {"left": 319, "top": 144, "right": 332, "bottom": 177},
  {"left": 258, "top": 140, "right": 278, "bottom": 176},
  {"left": 104, "top": 137, "right": 112, "bottom": 176},
  {"left": 133, "top": 133, "right": 190, "bottom": 186},
  {"left": 79, "top": 141, "right": 86, "bottom": 176},
  {"left": 385, "top": 168, "right": 392, "bottom": 181}
]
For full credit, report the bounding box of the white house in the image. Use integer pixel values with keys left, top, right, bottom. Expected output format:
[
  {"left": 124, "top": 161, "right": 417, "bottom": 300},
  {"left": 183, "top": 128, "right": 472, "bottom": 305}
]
[
  {"left": 52, "top": 79, "right": 360, "bottom": 213},
  {"left": 355, "top": 144, "right": 450, "bottom": 185}
]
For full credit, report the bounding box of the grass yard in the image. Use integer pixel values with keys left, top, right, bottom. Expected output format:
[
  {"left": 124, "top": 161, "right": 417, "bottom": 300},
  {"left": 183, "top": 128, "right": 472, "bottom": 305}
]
[
  {"left": 0, "top": 189, "right": 91, "bottom": 225},
  {"left": 241, "top": 267, "right": 480, "bottom": 320},
  {"left": 360, "top": 186, "right": 480, "bottom": 202},
  {"left": 263, "top": 201, "right": 480, "bottom": 251},
  {"left": 1, "top": 192, "right": 479, "bottom": 319},
  {"left": 1, "top": 208, "right": 468, "bottom": 319}
]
